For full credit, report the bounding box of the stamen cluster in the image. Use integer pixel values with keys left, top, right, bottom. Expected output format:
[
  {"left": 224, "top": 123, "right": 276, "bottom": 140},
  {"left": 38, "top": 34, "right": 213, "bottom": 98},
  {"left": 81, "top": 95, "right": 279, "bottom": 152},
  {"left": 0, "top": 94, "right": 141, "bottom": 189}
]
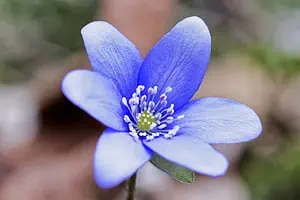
[{"left": 122, "top": 85, "right": 184, "bottom": 141}]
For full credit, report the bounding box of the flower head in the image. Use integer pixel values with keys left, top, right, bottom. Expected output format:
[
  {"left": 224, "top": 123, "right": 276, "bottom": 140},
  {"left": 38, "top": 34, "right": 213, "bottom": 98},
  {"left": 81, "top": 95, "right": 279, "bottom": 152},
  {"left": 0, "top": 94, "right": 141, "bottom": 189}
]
[{"left": 62, "top": 17, "right": 262, "bottom": 189}]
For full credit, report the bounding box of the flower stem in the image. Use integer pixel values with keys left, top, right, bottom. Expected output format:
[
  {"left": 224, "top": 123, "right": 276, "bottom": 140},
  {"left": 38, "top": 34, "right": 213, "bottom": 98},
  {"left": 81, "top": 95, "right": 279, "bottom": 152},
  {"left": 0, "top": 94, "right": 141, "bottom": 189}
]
[{"left": 126, "top": 173, "right": 137, "bottom": 200}]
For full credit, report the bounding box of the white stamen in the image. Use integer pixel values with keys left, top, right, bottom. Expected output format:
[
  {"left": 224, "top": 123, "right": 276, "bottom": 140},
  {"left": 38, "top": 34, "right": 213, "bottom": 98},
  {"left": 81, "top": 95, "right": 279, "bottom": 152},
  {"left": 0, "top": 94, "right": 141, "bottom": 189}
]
[
  {"left": 167, "top": 109, "right": 174, "bottom": 115},
  {"left": 136, "top": 85, "right": 145, "bottom": 94},
  {"left": 141, "top": 95, "right": 147, "bottom": 103},
  {"left": 128, "top": 98, "right": 135, "bottom": 106},
  {"left": 150, "top": 123, "right": 157, "bottom": 130},
  {"left": 146, "top": 135, "right": 154, "bottom": 141},
  {"left": 122, "top": 97, "right": 128, "bottom": 106},
  {"left": 155, "top": 113, "right": 162, "bottom": 119},
  {"left": 153, "top": 86, "right": 158, "bottom": 94},
  {"left": 122, "top": 85, "right": 184, "bottom": 141},
  {"left": 148, "top": 101, "right": 155, "bottom": 111},
  {"left": 160, "top": 94, "right": 167, "bottom": 101},
  {"left": 167, "top": 104, "right": 175, "bottom": 115},
  {"left": 161, "top": 100, "right": 167, "bottom": 107},
  {"left": 148, "top": 87, "right": 154, "bottom": 95},
  {"left": 132, "top": 93, "right": 137, "bottom": 98},
  {"left": 129, "top": 124, "right": 136, "bottom": 132},
  {"left": 142, "top": 101, "right": 147, "bottom": 111},
  {"left": 158, "top": 124, "right": 167, "bottom": 129},
  {"left": 153, "top": 132, "right": 160, "bottom": 137},
  {"left": 165, "top": 87, "right": 172, "bottom": 93},
  {"left": 124, "top": 115, "right": 131, "bottom": 123},
  {"left": 176, "top": 115, "right": 185, "bottom": 120},
  {"left": 165, "top": 117, "right": 174, "bottom": 124},
  {"left": 129, "top": 132, "right": 139, "bottom": 141},
  {"left": 164, "top": 134, "right": 172, "bottom": 139}
]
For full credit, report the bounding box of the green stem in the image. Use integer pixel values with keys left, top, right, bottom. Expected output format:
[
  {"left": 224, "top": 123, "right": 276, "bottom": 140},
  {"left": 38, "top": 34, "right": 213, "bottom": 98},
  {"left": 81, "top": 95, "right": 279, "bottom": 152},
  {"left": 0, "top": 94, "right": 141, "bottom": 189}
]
[{"left": 126, "top": 173, "right": 137, "bottom": 200}]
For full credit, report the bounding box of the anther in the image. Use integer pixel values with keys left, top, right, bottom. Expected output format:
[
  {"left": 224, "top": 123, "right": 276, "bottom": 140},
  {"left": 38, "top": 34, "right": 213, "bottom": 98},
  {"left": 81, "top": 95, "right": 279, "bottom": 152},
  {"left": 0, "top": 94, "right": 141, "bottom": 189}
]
[
  {"left": 164, "top": 134, "right": 172, "bottom": 139},
  {"left": 167, "top": 108, "right": 174, "bottom": 115},
  {"left": 154, "top": 113, "right": 162, "bottom": 120},
  {"left": 142, "top": 101, "right": 147, "bottom": 110},
  {"left": 124, "top": 115, "right": 131, "bottom": 123},
  {"left": 160, "top": 94, "right": 167, "bottom": 101},
  {"left": 165, "top": 87, "right": 172, "bottom": 93},
  {"left": 128, "top": 98, "right": 135, "bottom": 106},
  {"left": 141, "top": 95, "right": 147, "bottom": 103},
  {"left": 129, "top": 132, "right": 139, "bottom": 140},
  {"left": 150, "top": 123, "right": 157, "bottom": 130},
  {"left": 153, "top": 132, "right": 160, "bottom": 137},
  {"left": 148, "top": 87, "right": 154, "bottom": 95},
  {"left": 167, "top": 104, "right": 175, "bottom": 115},
  {"left": 122, "top": 97, "right": 128, "bottom": 106},
  {"left": 148, "top": 101, "right": 155, "bottom": 111},
  {"left": 153, "top": 86, "right": 158, "bottom": 94},
  {"left": 165, "top": 117, "right": 174, "bottom": 124},
  {"left": 136, "top": 85, "right": 145, "bottom": 95},
  {"left": 146, "top": 135, "right": 154, "bottom": 141},
  {"left": 129, "top": 124, "right": 135, "bottom": 132},
  {"left": 132, "top": 93, "right": 137, "bottom": 98},
  {"left": 176, "top": 115, "right": 185, "bottom": 120},
  {"left": 161, "top": 100, "right": 167, "bottom": 107},
  {"left": 158, "top": 124, "right": 167, "bottom": 129}
]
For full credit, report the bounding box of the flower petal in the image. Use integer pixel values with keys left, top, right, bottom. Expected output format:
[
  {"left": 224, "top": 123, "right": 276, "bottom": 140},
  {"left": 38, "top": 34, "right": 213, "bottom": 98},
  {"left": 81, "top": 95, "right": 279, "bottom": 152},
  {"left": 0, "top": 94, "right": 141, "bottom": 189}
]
[
  {"left": 174, "top": 98, "right": 263, "bottom": 144},
  {"left": 138, "top": 16, "right": 211, "bottom": 109},
  {"left": 62, "top": 69, "right": 126, "bottom": 131},
  {"left": 94, "top": 129, "right": 152, "bottom": 188},
  {"left": 144, "top": 135, "right": 228, "bottom": 176},
  {"left": 81, "top": 21, "right": 142, "bottom": 97}
]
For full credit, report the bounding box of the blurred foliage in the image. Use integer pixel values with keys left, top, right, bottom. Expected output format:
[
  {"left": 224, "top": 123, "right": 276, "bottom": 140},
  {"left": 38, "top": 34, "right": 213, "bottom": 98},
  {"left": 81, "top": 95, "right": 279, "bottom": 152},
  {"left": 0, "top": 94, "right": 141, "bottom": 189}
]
[
  {"left": 210, "top": 25, "right": 300, "bottom": 81},
  {"left": 261, "top": 0, "right": 300, "bottom": 10},
  {"left": 0, "top": 0, "right": 97, "bottom": 83},
  {"left": 211, "top": 30, "right": 241, "bottom": 59},
  {"left": 181, "top": 0, "right": 300, "bottom": 10},
  {"left": 0, "top": 65, "right": 26, "bottom": 83},
  {"left": 247, "top": 46, "right": 300, "bottom": 80},
  {"left": 242, "top": 142, "right": 300, "bottom": 200},
  {"left": 1, "top": 0, "right": 96, "bottom": 50},
  {"left": 211, "top": 30, "right": 300, "bottom": 81}
]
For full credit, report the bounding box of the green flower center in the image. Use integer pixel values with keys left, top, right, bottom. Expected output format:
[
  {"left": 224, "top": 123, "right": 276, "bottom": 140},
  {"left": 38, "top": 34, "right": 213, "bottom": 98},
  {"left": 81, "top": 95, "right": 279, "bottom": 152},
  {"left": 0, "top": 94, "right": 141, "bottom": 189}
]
[{"left": 137, "top": 111, "right": 156, "bottom": 131}]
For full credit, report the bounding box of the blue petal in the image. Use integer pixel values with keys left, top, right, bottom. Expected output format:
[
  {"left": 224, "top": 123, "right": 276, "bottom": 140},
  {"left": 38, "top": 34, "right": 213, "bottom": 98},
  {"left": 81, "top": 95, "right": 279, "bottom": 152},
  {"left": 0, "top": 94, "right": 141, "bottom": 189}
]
[
  {"left": 62, "top": 70, "right": 126, "bottom": 131},
  {"left": 94, "top": 128, "right": 152, "bottom": 189},
  {"left": 174, "top": 98, "right": 263, "bottom": 144},
  {"left": 81, "top": 21, "right": 142, "bottom": 97},
  {"left": 138, "top": 16, "right": 211, "bottom": 109},
  {"left": 144, "top": 134, "right": 228, "bottom": 176}
]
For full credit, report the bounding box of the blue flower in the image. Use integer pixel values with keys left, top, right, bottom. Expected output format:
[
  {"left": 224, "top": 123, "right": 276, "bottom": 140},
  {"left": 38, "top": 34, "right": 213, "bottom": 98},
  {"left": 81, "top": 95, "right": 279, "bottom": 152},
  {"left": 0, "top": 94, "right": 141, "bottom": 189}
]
[{"left": 62, "top": 16, "right": 262, "bottom": 189}]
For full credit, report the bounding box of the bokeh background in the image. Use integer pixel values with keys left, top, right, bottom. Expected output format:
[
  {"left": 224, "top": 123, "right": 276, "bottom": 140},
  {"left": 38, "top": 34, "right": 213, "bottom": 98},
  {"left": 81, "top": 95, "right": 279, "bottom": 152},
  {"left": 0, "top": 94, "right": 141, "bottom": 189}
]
[{"left": 1, "top": 0, "right": 300, "bottom": 199}]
